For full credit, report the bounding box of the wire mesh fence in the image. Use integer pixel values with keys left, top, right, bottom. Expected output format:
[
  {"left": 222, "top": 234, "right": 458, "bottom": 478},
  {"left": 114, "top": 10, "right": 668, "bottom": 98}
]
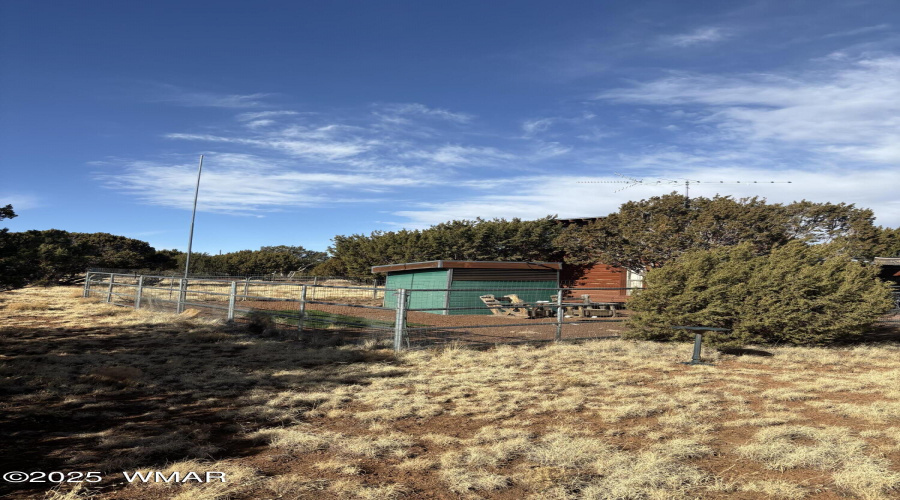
[
  {"left": 399, "top": 286, "right": 632, "bottom": 348},
  {"left": 83, "top": 271, "right": 900, "bottom": 349},
  {"left": 83, "top": 272, "right": 395, "bottom": 347},
  {"left": 83, "top": 271, "right": 638, "bottom": 350}
]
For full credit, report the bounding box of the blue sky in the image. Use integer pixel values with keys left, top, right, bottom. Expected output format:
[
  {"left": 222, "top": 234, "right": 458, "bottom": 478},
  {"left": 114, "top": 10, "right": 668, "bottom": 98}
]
[{"left": 2, "top": 1, "right": 898, "bottom": 253}]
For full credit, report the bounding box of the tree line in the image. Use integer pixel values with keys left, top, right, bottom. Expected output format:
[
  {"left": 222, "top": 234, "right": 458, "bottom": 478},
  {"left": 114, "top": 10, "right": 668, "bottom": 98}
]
[
  {"left": 555, "top": 195, "right": 900, "bottom": 273},
  {"left": 0, "top": 204, "right": 329, "bottom": 289},
  {"left": 318, "top": 194, "right": 899, "bottom": 278},
  {"left": 2, "top": 195, "right": 899, "bottom": 290}
]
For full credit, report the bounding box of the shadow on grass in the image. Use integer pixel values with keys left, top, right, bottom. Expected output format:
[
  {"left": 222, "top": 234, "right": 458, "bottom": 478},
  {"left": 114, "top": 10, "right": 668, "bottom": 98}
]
[{"left": 0, "top": 320, "right": 401, "bottom": 497}]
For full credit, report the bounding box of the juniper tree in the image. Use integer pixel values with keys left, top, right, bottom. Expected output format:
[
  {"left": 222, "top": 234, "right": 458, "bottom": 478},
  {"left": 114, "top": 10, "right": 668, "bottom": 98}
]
[{"left": 625, "top": 241, "right": 895, "bottom": 348}]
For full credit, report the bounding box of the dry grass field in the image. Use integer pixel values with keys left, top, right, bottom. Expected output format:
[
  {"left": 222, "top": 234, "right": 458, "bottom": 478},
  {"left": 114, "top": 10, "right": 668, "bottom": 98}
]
[{"left": 2, "top": 286, "right": 900, "bottom": 499}]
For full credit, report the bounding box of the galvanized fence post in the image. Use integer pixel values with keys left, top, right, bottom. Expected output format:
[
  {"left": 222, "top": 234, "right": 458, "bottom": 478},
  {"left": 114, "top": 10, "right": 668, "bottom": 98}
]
[
  {"left": 242, "top": 277, "right": 251, "bottom": 301},
  {"left": 227, "top": 281, "right": 237, "bottom": 322},
  {"left": 106, "top": 274, "right": 115, "bottom": 303},
  {"left": 555, "top": 289, "right": 563, "bottom": 341},
  {"left": 393, "top": 288, "right": 408, "bottom": 352},
  {"left": 83, "top": 271, "right": 92, "bottom": 298},
  {"left": 177, "top": 278, "right": 187, "bottom": 313},
  {"left": 134, "top": 275, "right": 144, "bottom": 310},
  {"left": 297, "top": 284, "right": 307, "bottom": 333}
]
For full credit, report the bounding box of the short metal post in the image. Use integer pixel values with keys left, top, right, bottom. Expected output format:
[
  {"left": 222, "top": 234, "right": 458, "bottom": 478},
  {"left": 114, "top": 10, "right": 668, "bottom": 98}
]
[
  {"left": 372, "top": 283, "right": 378, "bottom": 299},
  {"left": 242, "top": 277, "right": 251, "bottom": 301},
  {"left": 394, "top": 289, "right": 408, "bottom": 352},
  {"left": 297, "top": 284, "right": 307, "bottom": 333},
  {"left": 106, "top": 274, "right": 115, "bottom": 303},
  {"left": 177, "top": 278, "right": 187, "bottom": 313},
  {"left": 227, "top": 281, "right": 237, "bottom": 321},
  {"left": 672, "top": 326, "right": 726, "bottom": 366},
  {"left": 134, "top": 275, "right": 144, "bottom": 310},
  {"left": 83, "top": 271, "right": 91, "bottom": 298},
  {"left": 313, "top": 276, "right": 319, "bottom": 286},
  {"left": 690, "top": 333, "right": 703, "bottom": 364},
  {"left": 555, "top": 289, "right": 563, "bottom": 341}
]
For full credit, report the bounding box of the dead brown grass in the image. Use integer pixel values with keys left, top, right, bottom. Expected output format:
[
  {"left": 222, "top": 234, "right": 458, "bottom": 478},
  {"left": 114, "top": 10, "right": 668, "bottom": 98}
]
[
  {"left": 2, "top": 286, "right": 899, "bottom": 500},
  {"left": 6, "top": 300, "right": 52, "bottom": 311}
]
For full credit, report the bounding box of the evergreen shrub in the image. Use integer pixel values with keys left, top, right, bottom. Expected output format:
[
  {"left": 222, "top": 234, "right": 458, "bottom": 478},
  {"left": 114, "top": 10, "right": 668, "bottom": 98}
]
[{"left": 624, "top": 242, "right": 895, "bottom": 348}]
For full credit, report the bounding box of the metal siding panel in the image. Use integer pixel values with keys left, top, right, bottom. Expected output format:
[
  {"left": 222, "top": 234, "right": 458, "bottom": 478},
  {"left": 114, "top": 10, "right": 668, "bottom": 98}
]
[
  {"left": 409, "top": 269, "right": 449, "bottom": 313},
  {"left": 383, "top": 272, "right": 414, "bottom": 308}
]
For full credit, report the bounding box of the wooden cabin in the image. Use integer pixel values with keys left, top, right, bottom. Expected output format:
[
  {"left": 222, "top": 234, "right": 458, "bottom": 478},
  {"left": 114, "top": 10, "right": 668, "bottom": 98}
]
[{"left": 555, "top": 217, "right": 643, "bottom": 303}]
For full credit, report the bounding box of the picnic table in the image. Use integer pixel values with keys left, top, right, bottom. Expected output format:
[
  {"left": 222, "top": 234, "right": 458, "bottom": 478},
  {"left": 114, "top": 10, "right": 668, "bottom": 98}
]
[
  {"left": 480, "top": 294, "right": 621, "bottom": 319},
  {"left": 530, "top": 300, "right": 620, "bottom": 319}
]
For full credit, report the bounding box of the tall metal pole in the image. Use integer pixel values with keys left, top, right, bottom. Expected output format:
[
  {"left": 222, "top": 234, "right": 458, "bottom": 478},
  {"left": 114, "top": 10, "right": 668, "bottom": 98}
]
[{"left": 184, "top": 155, "right": 204, "bottom": 279}]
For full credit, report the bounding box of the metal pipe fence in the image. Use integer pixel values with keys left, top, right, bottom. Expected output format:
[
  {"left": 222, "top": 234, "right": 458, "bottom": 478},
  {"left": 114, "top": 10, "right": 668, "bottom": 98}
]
[
  {"left": 83, "top": 271, "right": 646, "bottom": 350},
  {"left": 88, "top": 270, "right": 900, "bottom": 347}
]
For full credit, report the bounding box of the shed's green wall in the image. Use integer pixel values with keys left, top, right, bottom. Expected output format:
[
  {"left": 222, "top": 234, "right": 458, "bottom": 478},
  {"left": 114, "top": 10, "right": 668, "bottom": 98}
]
[
  {"left": 448, "top": 280, "right": 554, "bottom": 315},
  {"left": 384, "top": 268, "right": 558, "bottom": 315},
  {"left": 383, "top": 269, "right": 449, "bottom": 313}
]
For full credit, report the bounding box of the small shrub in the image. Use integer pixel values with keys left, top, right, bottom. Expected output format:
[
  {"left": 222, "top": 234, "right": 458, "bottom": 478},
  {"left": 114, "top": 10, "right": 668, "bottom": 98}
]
[
  {"left": 246, "top": 311, "right": 276, "bottom": 335},
  {"left": 625, "top": 242, "right": 895, "bottom": 348}
]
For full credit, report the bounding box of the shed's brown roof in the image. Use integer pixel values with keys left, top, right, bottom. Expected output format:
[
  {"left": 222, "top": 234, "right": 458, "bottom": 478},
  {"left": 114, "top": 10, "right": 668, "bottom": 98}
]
[{"left": 371, "top": 260, "right": 562, "bottom": 274}]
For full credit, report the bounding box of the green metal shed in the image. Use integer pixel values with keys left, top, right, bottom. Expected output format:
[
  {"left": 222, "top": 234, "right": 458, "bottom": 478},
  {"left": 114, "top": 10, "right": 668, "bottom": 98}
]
[{"left": 372, "top": 260, "right": 561, "bottom": 315}]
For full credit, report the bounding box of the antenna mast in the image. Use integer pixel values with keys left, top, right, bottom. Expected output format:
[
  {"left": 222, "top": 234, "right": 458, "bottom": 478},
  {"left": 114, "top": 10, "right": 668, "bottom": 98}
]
[{"left": 578, "top": 174, "right": 792, "bottom": 206}]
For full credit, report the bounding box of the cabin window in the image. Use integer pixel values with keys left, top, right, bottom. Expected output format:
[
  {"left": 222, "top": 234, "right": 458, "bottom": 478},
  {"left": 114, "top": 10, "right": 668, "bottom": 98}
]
[{"left": 626, "top": 270, "right": 644, "bottom": 295}]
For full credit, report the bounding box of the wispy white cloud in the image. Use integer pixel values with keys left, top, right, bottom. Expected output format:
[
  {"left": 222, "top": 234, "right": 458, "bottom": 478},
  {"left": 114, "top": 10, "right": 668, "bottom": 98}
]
[
  {"left": 151, "top": 84, "right": 272, "bottom": 108},
  {"left": 391, "top": 166, "right": 900, "bottom": 228},
  {"left": 236, "top": 110, "right": 300, "bottom": 121},
  {"left": 246, "top": 119, "right": 275, "bottom": 128},
  {"left": 823, "top": 24, "right": 891, "bottom": 39},
  {"left": 522, "top": 118, "right": 555, "bottom": 135},
  {"left": 96, "top": 153, "right": 437, "bottom": 215},
  {"left": 107, "top": 55, "right": 900, "bottom": 229},
  {"left": 0, "top": 193, "right": 41, "bottom": 211},
  {"left": 660, "top": 27, "right": 731, "bottom": 47},
  {"left": 376, "top": 103, "right": 474, "bottom": 123},
  {"left": 597, "top": 55, "right": 900, "bottom": 162},
  {"left": 164, "top": 132, "right": 373, "bottom": 161},
  {"left": 98, "top": 102, "right": 517, "bottom": 214},
  {"left": 401, "top": 145, "right": 516, "bottom": 165}
]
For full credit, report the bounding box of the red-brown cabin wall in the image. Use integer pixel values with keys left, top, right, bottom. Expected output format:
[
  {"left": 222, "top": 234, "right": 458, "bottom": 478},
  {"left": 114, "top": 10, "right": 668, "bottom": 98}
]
[{"left": 561, "top": 263, "right": 630, "bottom": 302}]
